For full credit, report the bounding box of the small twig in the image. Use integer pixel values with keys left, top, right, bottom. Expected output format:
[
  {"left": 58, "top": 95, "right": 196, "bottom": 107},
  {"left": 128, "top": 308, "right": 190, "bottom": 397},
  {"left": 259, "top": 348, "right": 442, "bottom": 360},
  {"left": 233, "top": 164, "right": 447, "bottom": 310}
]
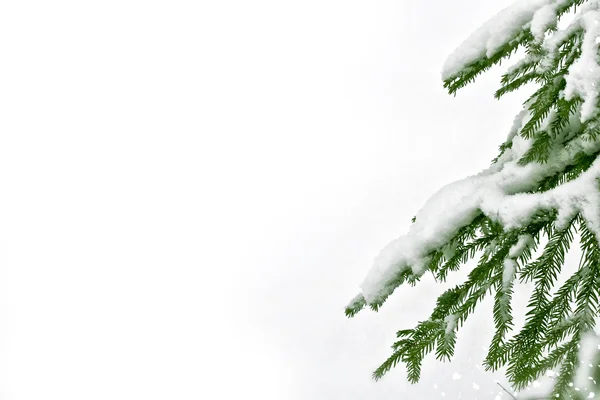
[{"left": 496, "top": 381, "right": 518, "bottom": 399}]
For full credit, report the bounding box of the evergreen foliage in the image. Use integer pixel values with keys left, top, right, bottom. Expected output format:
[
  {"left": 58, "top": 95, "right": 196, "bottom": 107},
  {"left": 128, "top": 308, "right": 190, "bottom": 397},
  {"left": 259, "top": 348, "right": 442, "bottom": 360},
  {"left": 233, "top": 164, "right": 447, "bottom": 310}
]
[{"left": 346, "top": 1, "right": 600, "bottom": 397}]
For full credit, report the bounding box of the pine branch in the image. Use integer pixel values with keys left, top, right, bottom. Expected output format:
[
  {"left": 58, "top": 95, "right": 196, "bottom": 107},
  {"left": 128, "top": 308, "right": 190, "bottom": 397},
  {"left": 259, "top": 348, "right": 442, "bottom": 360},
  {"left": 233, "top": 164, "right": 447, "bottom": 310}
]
[
  {"left": 348, "top": 1, "right": 600, "bottom": 395},
  {"left": 444, "top": 30, "right": 533, "bottom": 95}
]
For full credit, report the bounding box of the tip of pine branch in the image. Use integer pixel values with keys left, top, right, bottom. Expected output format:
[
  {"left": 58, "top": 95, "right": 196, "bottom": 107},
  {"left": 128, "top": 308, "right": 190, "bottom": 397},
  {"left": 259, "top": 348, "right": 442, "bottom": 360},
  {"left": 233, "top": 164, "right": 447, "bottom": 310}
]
[{"left": 345, "top": 293, "right": 366, "bottom": 318}]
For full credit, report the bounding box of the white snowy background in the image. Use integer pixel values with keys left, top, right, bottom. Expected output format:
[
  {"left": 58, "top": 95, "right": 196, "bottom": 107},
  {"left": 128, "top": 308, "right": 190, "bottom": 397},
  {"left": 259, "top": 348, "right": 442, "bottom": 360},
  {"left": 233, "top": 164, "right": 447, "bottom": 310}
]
[{"left": 0, "top": 0, "right": 551, "bottom": 399}]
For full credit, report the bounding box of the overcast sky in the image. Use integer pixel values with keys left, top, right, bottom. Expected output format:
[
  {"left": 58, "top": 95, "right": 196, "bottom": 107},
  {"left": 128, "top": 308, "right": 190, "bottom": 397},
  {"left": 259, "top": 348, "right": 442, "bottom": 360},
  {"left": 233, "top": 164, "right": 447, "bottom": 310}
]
[{"left": 0, "top": 1, "right": 547, "bottom": 399}]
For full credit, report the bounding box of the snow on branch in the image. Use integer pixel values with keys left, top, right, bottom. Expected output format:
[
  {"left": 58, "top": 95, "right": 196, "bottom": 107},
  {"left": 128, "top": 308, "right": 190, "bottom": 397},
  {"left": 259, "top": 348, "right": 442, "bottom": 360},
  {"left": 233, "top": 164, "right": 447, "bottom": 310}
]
[
  {"left": 347, "top": 0, "right": 600, "bottom": 395},
  {"left": 356, "top": 115, "right": 600, "bottom": 304},
  {"left": 563, "top": 9, "right": 600, "bottom": 121},
  {"left": 442, "top": 0, "right": 567, "bottom": 80},
  {"left": 352, "top": 0, "right": 600, "bottom": 308},
  {"left": 442, "top": 0, "right": 583, "bottom": 81}
]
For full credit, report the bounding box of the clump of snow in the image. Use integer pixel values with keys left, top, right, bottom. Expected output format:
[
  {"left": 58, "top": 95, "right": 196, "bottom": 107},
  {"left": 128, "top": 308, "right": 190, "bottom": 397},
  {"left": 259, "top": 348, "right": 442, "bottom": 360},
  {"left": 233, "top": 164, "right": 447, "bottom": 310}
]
[
  {"left": 531, "top": 4, "right": 559, "bottom": 41},
  {"left": 503, "top": 259, "right": 517, "bottom": 290},
  {"left": 509, "top": 234, "right": 534, "bottom": 258},
  {"left": 502, "top": 233, "right": 531, "bottom": 291},
  {"left": 535, "top": 9, "right": 585, "bottom": 73},
  {"left": 542, "top": 14, "right": 582, "bottom": 53},
  {"left": 563, "top": 10, "right": 600, "bottom": 122},
  {"left": 444, "top": 314, "right": 458, "bottom": 335}
]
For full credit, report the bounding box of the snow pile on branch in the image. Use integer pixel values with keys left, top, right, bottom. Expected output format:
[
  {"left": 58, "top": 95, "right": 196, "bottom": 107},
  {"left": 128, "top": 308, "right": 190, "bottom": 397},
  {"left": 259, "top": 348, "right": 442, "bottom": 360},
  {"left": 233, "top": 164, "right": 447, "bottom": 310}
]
[
  {"left": 531, "top": 3, "right": 560, "bottom": 40},
  {"left": 563, "top": 9, "right": 600, "bottom": 121},
  {"left": 360, "top": 124, "right": 600, "bottom": 303},
  {"left": 442, "top": 0, "right": 567, "bottom": 80},
  {"left": 353, "top": 0, "right": 600, "bottom": 307},
  {"left": 503, "top": 234, "right": 533, "bottom": 289}
]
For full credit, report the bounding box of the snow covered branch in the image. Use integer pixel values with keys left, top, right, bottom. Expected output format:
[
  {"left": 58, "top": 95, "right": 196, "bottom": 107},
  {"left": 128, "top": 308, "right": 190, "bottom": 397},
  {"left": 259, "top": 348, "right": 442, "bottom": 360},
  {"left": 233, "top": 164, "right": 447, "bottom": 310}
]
[{"left": 347, "top": 0, "right": 600, "bottom": 396}]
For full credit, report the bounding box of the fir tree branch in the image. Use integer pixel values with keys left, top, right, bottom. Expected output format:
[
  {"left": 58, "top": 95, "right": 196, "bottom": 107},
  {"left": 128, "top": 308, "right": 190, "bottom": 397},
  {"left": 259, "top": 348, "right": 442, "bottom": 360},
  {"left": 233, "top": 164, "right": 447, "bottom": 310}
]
[{"left": 348, "top": 1, "right": 600, "bottom": 395}]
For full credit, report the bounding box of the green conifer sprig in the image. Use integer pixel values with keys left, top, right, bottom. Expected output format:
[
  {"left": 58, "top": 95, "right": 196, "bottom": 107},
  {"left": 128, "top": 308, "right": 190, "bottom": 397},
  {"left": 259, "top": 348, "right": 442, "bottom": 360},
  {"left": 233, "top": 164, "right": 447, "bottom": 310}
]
[{"left": 501, "top": 217, "right": 578, "bottom": 386}]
